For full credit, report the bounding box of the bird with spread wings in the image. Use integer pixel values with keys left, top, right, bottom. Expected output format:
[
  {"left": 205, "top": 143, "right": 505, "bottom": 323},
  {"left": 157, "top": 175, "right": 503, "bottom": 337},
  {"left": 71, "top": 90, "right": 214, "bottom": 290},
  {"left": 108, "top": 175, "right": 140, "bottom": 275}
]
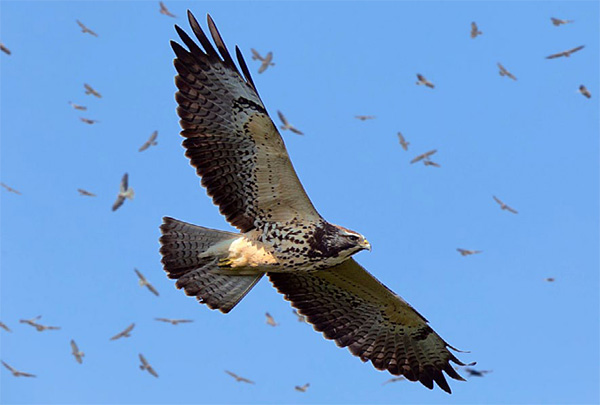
[{"left": 159, "top": 12, "right": 469, "bottom": 394}]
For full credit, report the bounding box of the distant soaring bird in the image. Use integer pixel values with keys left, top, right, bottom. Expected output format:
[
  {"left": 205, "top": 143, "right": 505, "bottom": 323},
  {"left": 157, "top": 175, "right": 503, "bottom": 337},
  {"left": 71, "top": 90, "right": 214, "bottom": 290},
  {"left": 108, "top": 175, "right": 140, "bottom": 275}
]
[
  {"left": 464, "top": 367, "right": 492, "bottom": 377},
  {"left": 250, "top": 48, "right": 274, "bottom": 73},
  {"left": 545, "top": 277, "right": 555, "bottom": 283},
  {"left": 77, "top": 188, "right": 96, "bottom": 197},
  {"left": 493, "top": 195, "right": 518, "bottom": 214},
  {"left": 397, "top": 132, "right": 409, "bottom": 151},
  {"left": 19, "top": 316, "right": 60, "bottom": 332},
  {"left": 294, "top": 383, "right": 310, "bottom": 392},
  {"left": 134, "top": 268, "right": 159, "bottom": 296},
  {"left": 382, "top": 376, "right": 406, "bottom": 385},
  {"left": 110, "top": 323, "right": 135, "bottom": 340},
  {"left": 159, "top": 2, "right": 176, "bottom": 18},
  {"left": 1, "top": 182, "right": 22, "bottom": 195},
  {"left": 497, "top": 63, "right": 517, "bottom": 81},
  {"left": 154, "top": 318, "right": 193, "bottom": 325},
  {"left": 470, "top": 22, "right": 482, "bottom": 38},
  {"left": 159, "top": 12, "right": 469, "bottom": 394},
  {"left": 79, "top": 117, "right": 99, "bottom": 125},
  {"left": 70, "top": 340, "right": 85, "bottom": 364},
  {"left": 579, "top": 85, "right": 591, "bottom": 99},
  {"left": 416, "top": 73, "right": 435, "bottom": 88},
  {"left": 0, "top": 321, "right": 11, "bottom": 332},
  {"left": 550, "top": 17, "right": 574, "bottom": 26},
  {"left": 139, "top": 354, "right": 159, "bottom": 378},
  {"left": 277, "top": 111, "right": 304, "bottom": 135},
  {"left": 354, "top": 115, "right": 376, "bottom": 121},
  {"left": 1, "top": 361, "right": 36, "bottom": 378},
  {"left": 546, "top": 45, "right": 584, "bottom": 59},
  {"left": 0, "top": 43, "right": 10, "bottom": 55},
  {"left": 456, "top": 248, "right": 482, "bottom": 257},
  {"left": 225, "top": 370, "right": 255, "bottom": 384},
  {"left": 423, "top": 159, "right": 441, "bottom": 168},
  {"left": 139, "top": 130, "right": 158, "bottom": 152},
  {"left": 265, "top": 312, "right": 279, "bottom": 327},
  {"left": 112, "top": 173, "right": 134, "bottom": 211},
  {"left": 69, "top": 101, "right": 87, "bottom": 110},
  {"left": 410, "top": 149, "right": 437, "bottom": 164},
  {"left": 76, "top": 20, "right": 98, "bottom": 37},
  {"left": 84, "top": 83, "right": 102, "bottom": 98}
]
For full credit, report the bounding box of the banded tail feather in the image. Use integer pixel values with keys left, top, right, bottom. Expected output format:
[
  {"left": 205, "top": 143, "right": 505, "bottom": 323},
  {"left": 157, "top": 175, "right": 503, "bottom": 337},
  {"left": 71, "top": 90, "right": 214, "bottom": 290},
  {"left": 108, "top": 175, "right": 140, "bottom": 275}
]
[{"left": 159, "top": 217, "right": 263, "bottom": 313}]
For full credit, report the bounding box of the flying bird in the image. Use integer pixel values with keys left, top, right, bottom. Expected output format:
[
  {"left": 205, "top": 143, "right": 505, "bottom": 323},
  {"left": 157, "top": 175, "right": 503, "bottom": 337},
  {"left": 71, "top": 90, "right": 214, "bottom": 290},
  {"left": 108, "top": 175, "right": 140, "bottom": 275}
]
[
  {"left": 457, "top": 248, "right": 482, "bottom": 257},
  {"left": 225, "top": 370, "right": 255, "bottom": 384},
  {"left": 277, "top": 111, "right": 304, "bottom": 135},
  {"left": 579, "top": 85, "right": 591, "bottom": 99},
  {"left": 69, "top": 101, "right": 87, "bottom": 110},
  {"left": 0, "top": 321, "right": 11, "bottom": 332},
  {"left": 1, "top": 182, "right": 22, "bottom": 195},
  {"left": 410, "top": 149, "right": 437, "bottom": 164},
  {"left": 139, "top": 130, "right": 158, "bottom": 152},
  {"left": 546, "top": 45, "right": 584, "bottom": 59},
  {"left": 160, "top": 13, "right": 469, "bottom": 394},
  {"left": 265, "top": 312, "right": 279, "bottom": 327},
  {"left": 250, "top": 48, "right": 274, "bottom": 73},
  {"left": 497, "top": 63, "right": 517, "bottom": 81},
  {"left": 76, "top": 20, "right": 98, "bottom": 37},
  {"left": 464, "top": 367, "right": 492, "bottom": 377},
  {"left": 382, "top": 376, "right": 407, "bottom": 385},
  {"left": 354, "top": 115, "right": 376, "bottom": 121},
  {"left": 295, "top": 383, "right": 310, "bottom": 392},
  {"left": 112, "top": 173, "right": 134, "bottom": 211},
  {"left": 416, "top": 73, "right": 435, "bottom": 88},
  {"left": 423, "top": 160, "right": 441, "bottom": 168},
  {"left": 110, "top": 323, "right": 135, "bottom": 340},
  {"left": 70, "top": 340, "right": 84, "bottom": 364},
  {"left": 551, "top": 17, "right": 574, "bottom": 26},
  {"left": 84, "top": 83, "right": 102, "bottom": 98},
  {"left": 0, "top": 43, "right": 10, "bottom": 55},
  {"left": 134, "top": 268, "right": 159, "bottom": 296},
  {"left": 292, "top": 309, "right": 307, "bottom": 323},
  {"left": 545, "top": 277, "right": 555, "bottom": 283},
  {"left": 77, "top": 188, "right": 96, "bottom": 197},
  {"left": 139, "top": 354, "right": 159, "bottom": 378},
  {"left": 1, "top": 361, "right": 36, "bottom": 378},
  {"left": 470, "top": 22, "right": 482, "bottom": 38},
  {"left": 79, "top": 117, "right": 99, "bottom": 125},
  {"left": 397, "top": 132, "right": 409, "bottom": 151},
  {"left": 159, "top": 2, "right": 176, "bottom": 18},
  {"left": 154, "top": 318, "right": 193, "bottom": 325},
  {"left": 493, "top": 195, "right": 518, "bottom": 214},
  {"left": 19, "top": 316, "right": 60, "bottom": 332}
]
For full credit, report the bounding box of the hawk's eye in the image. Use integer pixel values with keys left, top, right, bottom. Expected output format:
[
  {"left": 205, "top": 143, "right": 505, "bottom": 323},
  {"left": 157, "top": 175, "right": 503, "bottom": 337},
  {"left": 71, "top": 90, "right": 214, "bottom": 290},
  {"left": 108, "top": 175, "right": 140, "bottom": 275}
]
[{"left": 347, "top": 234, "right": 360, "bottom": 241}]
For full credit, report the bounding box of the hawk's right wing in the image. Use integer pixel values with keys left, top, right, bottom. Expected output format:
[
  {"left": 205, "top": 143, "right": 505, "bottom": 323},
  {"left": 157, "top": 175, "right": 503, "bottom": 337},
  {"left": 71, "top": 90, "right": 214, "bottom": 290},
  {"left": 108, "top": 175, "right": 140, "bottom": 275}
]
[
  {"left": 171, "top": 12, "right": 320, "bottom": 233},
  {"left": 268, "top": 259, "right": 469, "bottom": 394}
]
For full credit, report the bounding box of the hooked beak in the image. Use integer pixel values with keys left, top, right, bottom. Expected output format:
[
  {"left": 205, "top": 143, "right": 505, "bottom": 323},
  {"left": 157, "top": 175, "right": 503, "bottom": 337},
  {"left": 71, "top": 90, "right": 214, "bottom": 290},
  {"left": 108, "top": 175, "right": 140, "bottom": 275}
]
[{"left": 362, "top": 239, "right": 372, "bottom": 252}]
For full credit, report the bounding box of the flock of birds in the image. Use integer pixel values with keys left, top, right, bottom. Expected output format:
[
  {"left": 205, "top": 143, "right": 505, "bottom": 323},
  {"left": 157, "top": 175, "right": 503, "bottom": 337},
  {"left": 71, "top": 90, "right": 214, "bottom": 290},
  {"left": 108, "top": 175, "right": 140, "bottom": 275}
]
[{"left": 0, "top": 5, "right": 589, "bottom": 396}]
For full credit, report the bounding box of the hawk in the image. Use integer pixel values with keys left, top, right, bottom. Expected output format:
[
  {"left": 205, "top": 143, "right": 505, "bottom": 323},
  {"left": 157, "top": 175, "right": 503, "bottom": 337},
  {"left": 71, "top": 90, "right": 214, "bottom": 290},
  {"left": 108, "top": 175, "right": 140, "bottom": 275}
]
[
  {"left": 159, "top": 12, "right": 469, "bottom": 394},
  {"left": 470, "top": 22, "right": 482, "bottom": 39},
  {"left": 70, "top": 340, "right": 85, "bottom": 364},
  {"left": 545, "top": 45, "right": 584, "bottom": 59},
  {"left": 497, "top": 63, "right": 517, "bottom": 81}
]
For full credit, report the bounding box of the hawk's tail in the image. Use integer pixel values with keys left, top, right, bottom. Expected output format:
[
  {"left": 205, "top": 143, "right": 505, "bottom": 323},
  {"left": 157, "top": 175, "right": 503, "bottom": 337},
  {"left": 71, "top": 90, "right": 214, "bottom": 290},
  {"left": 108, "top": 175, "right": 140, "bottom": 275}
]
[{"left": 159, "top": 217, "right": 263, "bottom": 313}]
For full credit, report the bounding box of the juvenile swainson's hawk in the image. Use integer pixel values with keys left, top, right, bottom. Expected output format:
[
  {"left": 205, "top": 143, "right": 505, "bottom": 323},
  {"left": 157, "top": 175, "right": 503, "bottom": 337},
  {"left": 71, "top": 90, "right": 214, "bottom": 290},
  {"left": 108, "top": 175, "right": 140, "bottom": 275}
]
[
  {"left": 265, "top": 312, "right": 279, "bottom": 327},
  {"left": 76, "top": 20, "right": 98, "bottom": 37},
  {"left": 579, "top": 85, "right": 591, "bottom": 99},
  {"left": 78, "top": 188, "right": 96, "bottom": 197},
  {"left": 139, "top": 131, "right": 158, "bottom": 152},
  {"left": 110, "top": 323, "right": 135, "bottom": 340},
  {"left": 225, "top": 370, "right": 255, "bottom": 384},
  {"left": 397, "top": 132, "right": 409, "bottom": 151},
  {"left": 1, "top": 182, "right": 22, "bottom": 195},
  {"left": 354, "top": 115, "right": 376, "bottom": 121},
  {"left": 295, "top": 383, "right": 310, "bottom": 392},
  {"left": 464, "top": 367, "right": 492, "bottom": 377},
  {"left": 551, "top": 17, "right": 574, "bottom": 26},
  {"left": 159, "top": 12, "right": 469, "bottom": 394},
  {"left": 493, "top": 195, "right": 518, "bottom": 214},
  {"left": 0, "top": 321, "right": 11, "bottom": 332},
  {"left": 19, "top": 316, "right": 60, "bottom": 332},
  {"left": 0, "top": 43, "right": 11, "bottom": 55},
  {"left": 139, "top": 354, "right": 159, "bottom": 377},
  {"left": 416, "top": 74, "right": 435, "bottom": 88},
  {"left": 277, "top": 111, "right": 304, "bottom": 135},
  {"left": 546, "top": 45, "right": 584, "bottom": 59},
  {"left": 382, "top": 376, "right": 406, "bottom": 385},
  {"left": 84, "top": 83, "right": 102, "bottom": 98},
  {"left": 155, "top": 317, "right": 193, "bottom": 325},
  {"left": 112, "top": 173, "right": 134, "bottom": 211},
  {"left": 134, "top": 268, "right": 159, "bottom": 296},
  {"left": 410, "top": 149, "right": 437, "bottom": 164},
  {"left": 2, "top": 361, "right": 36, "bottom": 378},
  {"left": 79, "top": 117, "right": 99, "bottom": 125},
  {"left": 456, "top": 248, "right": 482, "bottom": 257},
  {"left": 250, "top": 48, "right": 274, "bottom": 73},
  {"left": 70, "top": 340, "right": 85, "bottom": 364},
  {"left": 159, "top": 2, "right": 176, "bottom": 18},
  {"left": 470, "top": 22, "right": 482, "bottom": 39},
  {"left": 69, "top": 101, "right": 87, "bottom": 111},
  {"left": 497, "top": 63, "right": 517, "bottom": 81}
]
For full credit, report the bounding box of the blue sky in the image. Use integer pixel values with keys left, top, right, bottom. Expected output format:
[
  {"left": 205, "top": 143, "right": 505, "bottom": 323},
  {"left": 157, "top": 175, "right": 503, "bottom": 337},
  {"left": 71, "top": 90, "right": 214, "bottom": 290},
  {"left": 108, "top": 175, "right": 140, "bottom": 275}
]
[{"left": 1, "top": 1, "right": 598, "bottom": 404}]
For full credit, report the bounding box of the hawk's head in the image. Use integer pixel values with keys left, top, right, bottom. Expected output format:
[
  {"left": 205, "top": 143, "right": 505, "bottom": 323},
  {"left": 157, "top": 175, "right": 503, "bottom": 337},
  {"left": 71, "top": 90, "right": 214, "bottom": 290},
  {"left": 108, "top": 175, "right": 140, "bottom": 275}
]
[{"left": 308, "top": 222, "right": 371, "bottom": 262}]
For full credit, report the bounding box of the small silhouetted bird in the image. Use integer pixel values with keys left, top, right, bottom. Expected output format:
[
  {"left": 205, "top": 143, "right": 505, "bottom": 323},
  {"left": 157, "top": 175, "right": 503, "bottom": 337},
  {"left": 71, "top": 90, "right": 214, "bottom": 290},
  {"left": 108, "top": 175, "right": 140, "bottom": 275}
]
[
  {"left": 79, "top": 117, "right": 99, "bottom": 125},
  {"left": 70, "top": 340, "right": 84, "bottom": 364},
  {"left": 382, "top": 376, "right": 406, "bottom": 385},
  {"left": 250, "top": 49, "right": 274, "bottom": 73},
  {"left": 464, "top": 367, "right": 492, "bottom": 377},
  {"left": 134, "top": 268, "right": 159, "bottom": 296},
  {"left": 551, "top": 17, "right": 574, "bottom": 26},
  {"left": 579, "top": 85, "right": 591, "bottom": 99},
  {"left": 69, "top": 101, "right": 87, "bottom": 110},
  {"left": 2, "top": 361, "right": 35, "bottom": 377},
  {"left": 225, "top": 370, "right": 255, "bottom": 384},
  {"left": 155, "top": 318, "right": 193, "bottom": 325},
  {"left": 457, "top": 248, "right": 482, "bottom": 256},
  {"left": 546, "top": 45, "right": 584, "bottom": 59},
  {"left": 0, "top": 321, "right": 11, "bottom": 332},
  {"left": 159, "top": 2, "right": 176, "bottom": 18},
  {"left": 277, "top": 111, "right": 304, "bottom": 135},
  {"left": 295, "top": 383, "right": 310, "bottom": 392},
  {"left": 19, "top": 316, "right": 60, "bottom": 332},
  {"left": 354, "top": 115, "right": 375, "bottom": 121},
  {"left": 497, "top": 63, "right": 517, "bottom": 81},
  {"left": 139, "top": 354, "right": 159, "bottom": 377},
  {"left": 493, "top": 195, "right": 518, "bottom": 214},
  {"left": 84, "top": 83, "right": 102, "bottom": 98},
  {"left": 1, "top": 182, "right": 21, "bottom": 195},
  {"left": 397, "top": 132, "right": 409, "bottom": 151},
  {"left": 265, "top": 312, "right": 279, "bottom": 327},
  {"left": 112, "top": 173, "right": 134, "bottom": 211},
  {"left": 416, "top": 74, "right": 434, "bottom": 88},
  {"left": 470, "top": 22, "right": 482, "bottom": 38},
  {"left": 110, "top": 323, "right": 135, "bottom": 340},
  {"left": 139, "top": 131, "right": 158, "bottom": 152},
  {"left": 76, "top": 20, "right": 98, "bottom": 37},
  {"left": 410, "top": 149, "right": 437, "bottom": 164},
  {"left": 77, "top": 188, "right": 96, "bottom": 197},
  {"left": 0, "top": 43, "right": 10, "bottom": 55}
]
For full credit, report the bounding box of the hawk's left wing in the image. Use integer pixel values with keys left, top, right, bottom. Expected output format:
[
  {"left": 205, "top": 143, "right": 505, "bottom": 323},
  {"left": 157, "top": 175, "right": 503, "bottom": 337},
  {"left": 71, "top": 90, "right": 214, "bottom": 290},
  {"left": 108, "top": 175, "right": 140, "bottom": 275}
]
[{"left": 268, "top": 259, "right": 468, "bottom": 394}]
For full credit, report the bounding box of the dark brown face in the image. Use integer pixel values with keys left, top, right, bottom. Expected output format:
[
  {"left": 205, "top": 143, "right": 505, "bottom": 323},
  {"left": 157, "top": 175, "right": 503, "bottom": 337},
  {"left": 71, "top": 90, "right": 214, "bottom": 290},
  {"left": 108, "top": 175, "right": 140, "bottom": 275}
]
[{"left": 307, "top": 222, "right": 370, "bottom": 261}]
